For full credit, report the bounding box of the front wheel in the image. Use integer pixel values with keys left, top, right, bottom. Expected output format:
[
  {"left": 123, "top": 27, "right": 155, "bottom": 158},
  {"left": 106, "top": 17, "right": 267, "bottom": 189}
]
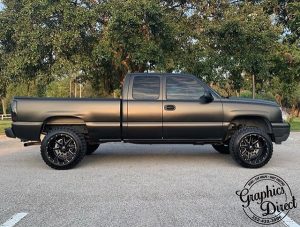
[
  {"left": 41, "top": 127, "right": 87, "bottom": 170},
  {"left": 229, "top": 127, "right": 273, "bottom": 168}
]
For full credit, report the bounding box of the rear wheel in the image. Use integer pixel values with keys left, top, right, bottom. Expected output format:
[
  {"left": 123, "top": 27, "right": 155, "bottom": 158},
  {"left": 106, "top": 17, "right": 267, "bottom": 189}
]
[
  {"left": 86, "top": 144, "right": 99, "bottom": 155},
  {"left": 212, "top": 144, "right": 230, "bottom": 154},
  {"left": 41, "top": 127, "right": 87, "bottom": 170},
  {"left": 229, "top": 127, "right": 273, "bottom": 168}
]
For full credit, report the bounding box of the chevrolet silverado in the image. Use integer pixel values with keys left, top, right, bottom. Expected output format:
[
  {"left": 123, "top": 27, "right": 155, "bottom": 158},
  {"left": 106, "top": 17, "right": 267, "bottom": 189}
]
[{"left": 5, "top": 73, "right": 290, "bottom": 169}]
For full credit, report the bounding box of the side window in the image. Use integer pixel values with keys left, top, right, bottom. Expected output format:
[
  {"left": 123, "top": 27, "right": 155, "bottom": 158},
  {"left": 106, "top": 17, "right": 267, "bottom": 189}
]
[
  {"left": 132, "top": 76, "right": 160, "bottom": 100},
  {"left": 166, "top": 76, "right": 205, "bottom": 100}
]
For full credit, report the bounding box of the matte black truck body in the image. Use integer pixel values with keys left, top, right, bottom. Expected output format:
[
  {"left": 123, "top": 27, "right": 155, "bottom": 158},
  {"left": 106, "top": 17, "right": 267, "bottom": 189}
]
[
  {"left": 5, "top": 73, "right": 290, "bottom": 169},
  {"left": 8, "top": 98, "right": 121, "bottom": 141}
]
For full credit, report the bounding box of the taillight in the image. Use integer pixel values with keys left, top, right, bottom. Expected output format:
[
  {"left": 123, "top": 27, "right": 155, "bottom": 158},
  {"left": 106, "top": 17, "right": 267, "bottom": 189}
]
[{"left": 11, "top": 100, "right": 17, "bottom": 121}]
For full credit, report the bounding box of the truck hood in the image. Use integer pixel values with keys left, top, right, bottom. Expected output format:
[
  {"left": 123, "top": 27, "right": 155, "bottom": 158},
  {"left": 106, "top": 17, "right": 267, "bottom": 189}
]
[{"left": 226, "top": 97, "right": 279, "bottom": 107}]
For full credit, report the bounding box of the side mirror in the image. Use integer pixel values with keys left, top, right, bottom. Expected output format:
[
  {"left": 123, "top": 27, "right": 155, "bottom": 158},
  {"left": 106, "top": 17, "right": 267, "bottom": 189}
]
[{"left": 200, "top": 90, "right": 214, "bottom": 103}]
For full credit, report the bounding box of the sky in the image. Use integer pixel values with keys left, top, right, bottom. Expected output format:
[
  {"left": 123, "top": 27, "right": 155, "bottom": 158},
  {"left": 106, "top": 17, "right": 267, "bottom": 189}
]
[{"left": 0, "top": 3, "right": 3, "bottom": 11}]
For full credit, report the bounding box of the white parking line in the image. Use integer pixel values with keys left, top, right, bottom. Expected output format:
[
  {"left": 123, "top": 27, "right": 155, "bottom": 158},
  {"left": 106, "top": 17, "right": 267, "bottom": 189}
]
[
  {"left": 276, "top": 212, "right": 300, "bottom": 227},
  {"left": 0, "top": 213, "right": 28, "bottom": 227}
]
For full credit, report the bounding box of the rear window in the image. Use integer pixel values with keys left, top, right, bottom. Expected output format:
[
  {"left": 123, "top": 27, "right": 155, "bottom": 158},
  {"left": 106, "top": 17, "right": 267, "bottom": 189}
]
[{"left": 132, "top": 76, "right": 160, "bottom": 100}]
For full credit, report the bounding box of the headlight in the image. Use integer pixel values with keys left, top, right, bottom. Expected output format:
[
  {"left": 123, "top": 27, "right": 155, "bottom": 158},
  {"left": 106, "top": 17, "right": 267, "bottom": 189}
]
[{"left": 280, "top": 107, "right": 289, "bottom": 122}]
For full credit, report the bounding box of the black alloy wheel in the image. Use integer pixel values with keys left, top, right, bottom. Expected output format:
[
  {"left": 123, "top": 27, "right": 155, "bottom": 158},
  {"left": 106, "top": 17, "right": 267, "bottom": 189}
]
[
  {"left": 229, "top": 127, "right": 273, "bottom": 168},
  {"left": 239, "top": 134, "right": 268, "bottom": 164},
  {"left": 41, "top": 127, "right": 86, "bottom": 170}
]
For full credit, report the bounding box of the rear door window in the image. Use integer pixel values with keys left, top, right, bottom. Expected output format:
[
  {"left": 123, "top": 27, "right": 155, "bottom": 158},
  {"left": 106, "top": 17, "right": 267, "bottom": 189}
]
[{"left": 132, "top": 76, "right": 160, "bottom": 100}]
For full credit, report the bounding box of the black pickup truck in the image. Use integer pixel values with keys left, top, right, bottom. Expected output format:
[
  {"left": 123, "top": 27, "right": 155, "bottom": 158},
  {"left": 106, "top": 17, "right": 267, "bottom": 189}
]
[{"left": 5, "top": 73, "right": 290, "bottom": 169}]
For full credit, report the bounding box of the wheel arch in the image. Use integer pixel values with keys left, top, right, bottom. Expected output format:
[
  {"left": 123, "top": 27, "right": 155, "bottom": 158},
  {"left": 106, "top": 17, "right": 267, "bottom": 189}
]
[
  {"left": 42, "top": 116, "right": 88, "bottom": 135},
  {"left": 230, "top": 116, "right": 272, "bottom": 132},
  {"left": 224, "top": 115, "right": 273, "bottom": 141}
]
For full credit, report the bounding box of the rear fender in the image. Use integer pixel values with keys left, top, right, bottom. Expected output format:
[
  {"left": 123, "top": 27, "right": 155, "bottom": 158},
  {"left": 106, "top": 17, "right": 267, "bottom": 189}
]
[{"left": 43, "top": 117, "right": 87, "bottom": 134}]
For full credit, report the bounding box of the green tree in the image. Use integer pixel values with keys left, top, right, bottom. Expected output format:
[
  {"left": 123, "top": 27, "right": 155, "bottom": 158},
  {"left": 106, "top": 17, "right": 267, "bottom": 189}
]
[
  {"left": 87, "top": 0, "right": 180, "bottom": 94},
  {"left": 188, "top": 2, "right": 281, "bottom": 98},
  {"left": 0, "top": 0, "right": 97, "bottom": 92}
]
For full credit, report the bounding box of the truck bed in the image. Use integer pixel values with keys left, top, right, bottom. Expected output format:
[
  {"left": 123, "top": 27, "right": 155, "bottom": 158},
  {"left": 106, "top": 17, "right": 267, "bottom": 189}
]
[{"left": 12, "top": 97, "right": 121, "bottom": 141}]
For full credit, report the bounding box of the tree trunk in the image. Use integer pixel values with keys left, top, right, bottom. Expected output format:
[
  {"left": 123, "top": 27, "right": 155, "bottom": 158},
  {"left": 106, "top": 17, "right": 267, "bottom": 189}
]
[
  {"left": 252, "top": 74, "right": 256, "bottom": 99},
  {"left": 275, "top": 94, "right": 282, "bottom": 106},
  {"left": 291, "top": 105, "right": 296, "bottom": 118},
  {"left": 1, "top": 98, "right": 7, "bottom": 115},
  {"left": 79, "top": 83, "right": 82, "bottom": 98},
  {"left": 74, "top": 82, "right": 77, "bottom": 98},
  {"left": 69, "top": 79, "right": 72, "bottom": 98},
  {"left": 27, "top": 82, "right": 30, "bottom": 96},
  {"left": 119, "top": 72, "right": 126, "bottom": 85}
]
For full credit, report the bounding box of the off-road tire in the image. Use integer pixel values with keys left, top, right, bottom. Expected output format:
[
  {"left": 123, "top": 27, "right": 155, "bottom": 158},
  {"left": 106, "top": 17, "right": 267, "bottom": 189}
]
[
  {"left": 229, "top": 127, "right": 273, "bottom": 168},
  {"left": 212, "top": 144, "right": 230, "bottom": 154},
  {"left": 86, "top": 144, "right": 99, "bottom": 155},
  {"left": 41, "top": 127, "right": 87, "bottom": 170}
]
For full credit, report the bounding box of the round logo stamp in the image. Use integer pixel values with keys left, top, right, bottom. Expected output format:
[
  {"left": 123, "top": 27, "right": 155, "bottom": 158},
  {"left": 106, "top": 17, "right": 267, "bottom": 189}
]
[{"left": 235, "top": 173, "right": 297, "bottom": 225}]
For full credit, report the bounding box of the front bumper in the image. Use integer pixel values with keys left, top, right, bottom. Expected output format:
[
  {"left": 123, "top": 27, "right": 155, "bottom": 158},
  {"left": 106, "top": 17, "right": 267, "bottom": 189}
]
[
  {"left": 271, "top": 123, "right": 290, "bottom": 144},
  {"left": 5, "top": 128, "right": 16, "bottom": 138}
]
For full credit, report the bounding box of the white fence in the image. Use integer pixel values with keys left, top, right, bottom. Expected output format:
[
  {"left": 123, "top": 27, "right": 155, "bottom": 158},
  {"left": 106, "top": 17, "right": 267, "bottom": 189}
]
[{"left": 0, "top": 114, "right": 11, "bottom": 120}]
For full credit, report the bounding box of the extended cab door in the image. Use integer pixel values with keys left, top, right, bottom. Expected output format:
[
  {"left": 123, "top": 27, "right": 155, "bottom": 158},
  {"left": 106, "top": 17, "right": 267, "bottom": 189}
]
[
  {"left": 124, "top": 75, "right": 163, "bottom": 140},
  {"left": 163, "top": 75, "right": 223, "bottom": 140}
]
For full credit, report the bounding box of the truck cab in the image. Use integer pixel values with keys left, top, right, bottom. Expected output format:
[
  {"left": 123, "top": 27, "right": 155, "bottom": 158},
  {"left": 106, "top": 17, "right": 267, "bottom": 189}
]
[{"left": 122, "top": 73, "right": 224, "bottom": 142}]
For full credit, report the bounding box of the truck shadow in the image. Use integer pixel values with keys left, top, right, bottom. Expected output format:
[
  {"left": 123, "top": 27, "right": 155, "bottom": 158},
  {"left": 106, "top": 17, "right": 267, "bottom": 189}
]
[{"left": 81, "top": 143, "right": 235, "bottom": 168}]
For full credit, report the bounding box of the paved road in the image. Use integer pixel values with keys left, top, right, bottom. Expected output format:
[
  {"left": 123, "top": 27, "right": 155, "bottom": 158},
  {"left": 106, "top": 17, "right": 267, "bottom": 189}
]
[{"left": 0, "top": 133, "right": 299, "bottom": 227}]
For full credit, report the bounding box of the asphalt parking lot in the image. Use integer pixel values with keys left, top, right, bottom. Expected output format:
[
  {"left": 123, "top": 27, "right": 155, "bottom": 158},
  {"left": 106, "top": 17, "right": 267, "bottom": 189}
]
[{"left": 0, "top": 133, "right": 299, "bottom": 227}]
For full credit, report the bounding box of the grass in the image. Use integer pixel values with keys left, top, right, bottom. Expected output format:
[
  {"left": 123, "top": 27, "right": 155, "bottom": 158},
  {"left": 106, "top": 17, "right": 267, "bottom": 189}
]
[
  {"left": 0, "top": 118, "right": 299, "bottom": 135},
  {"left": 290, "top": 117, "right": 300, "bottom": 131},
  {"left": 0, "top": 120, "right": 12, "bottom": 135}
]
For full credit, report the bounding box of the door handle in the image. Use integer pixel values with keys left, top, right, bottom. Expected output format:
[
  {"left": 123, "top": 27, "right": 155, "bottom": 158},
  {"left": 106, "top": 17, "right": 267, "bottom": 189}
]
[{"left": 164, "top": 105, "right": 176, "bottom": 111}]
